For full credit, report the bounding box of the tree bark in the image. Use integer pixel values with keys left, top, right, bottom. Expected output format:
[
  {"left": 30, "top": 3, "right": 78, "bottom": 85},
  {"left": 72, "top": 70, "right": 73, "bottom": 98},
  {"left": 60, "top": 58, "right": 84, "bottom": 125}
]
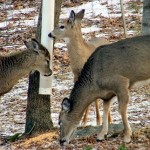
[
  {"left": 54, "top": 0, "right": 62, "bottom": 26},
  {"left": 25, "top": 71, "right": 53, "bottom": 134},
  {"left": 142, "top": 0, "right": 150, "bottom": 35},
  {"left": 25, "top": 0, "right": 62, "bottom": 135},
  {"left": 120, "top": 0, "right": 127, "bottom": 38}
]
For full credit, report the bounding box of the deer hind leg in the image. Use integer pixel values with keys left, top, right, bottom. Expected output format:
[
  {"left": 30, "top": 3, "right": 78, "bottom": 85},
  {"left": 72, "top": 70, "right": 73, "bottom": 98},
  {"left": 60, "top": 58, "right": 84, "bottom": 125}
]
[
  {"left": 95, "top": 99, "right": 102, "bottom": 126},
  {"left": 95, "top": 99, "right": 112, "bottom": 125},
  {"left": 108, "top": 110, "right": 113, "bottom": 124},
  {"left": 97, "top": 100, "right": 111, "bottom": 141},
  {"left": 82, "top": 105, "right": 90, "bottom": 127},
  {"left": 82, "top": 100, "right": 102, "bottom": 127}
]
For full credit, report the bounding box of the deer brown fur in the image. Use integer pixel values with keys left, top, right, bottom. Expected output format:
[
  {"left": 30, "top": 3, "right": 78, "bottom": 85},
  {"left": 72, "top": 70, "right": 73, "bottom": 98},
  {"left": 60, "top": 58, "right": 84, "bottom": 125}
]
[
  {"left": 59, "top": 34, "right": 150, "bottom": 145},
  {"left": 49, "top": 9, "right": 112, "bottom": 126},
  {"left": 0, "top": 39, "right": 52, "bottom": 96}
]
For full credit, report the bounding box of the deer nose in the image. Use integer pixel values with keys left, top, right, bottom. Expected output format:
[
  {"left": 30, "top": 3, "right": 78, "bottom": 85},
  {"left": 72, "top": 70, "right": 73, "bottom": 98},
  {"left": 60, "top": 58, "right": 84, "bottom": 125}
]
[
  {"left": 60, "top": 139, "right": 66, "bottom": 146},
  {"left": 48, "top": 33, "right": 55, "bottom": 39},
  {"left": 48, "top": 32, "right": 52, "bottom": 37},
  {"left": 44, "top": 69, "right": 52, "bottom": 77}
]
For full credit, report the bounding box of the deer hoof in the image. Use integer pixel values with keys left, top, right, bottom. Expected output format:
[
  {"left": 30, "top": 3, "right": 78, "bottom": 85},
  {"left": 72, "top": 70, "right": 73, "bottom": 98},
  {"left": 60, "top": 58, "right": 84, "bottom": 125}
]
[
  {"left": 96, "top": 134, "right": 107, "bottom": 142},
  {"left": 123, "top": 135, "right": 131, "bottom": 143},
  {"left": 96, "top": 138, "right": 104, "bottom": 142}
]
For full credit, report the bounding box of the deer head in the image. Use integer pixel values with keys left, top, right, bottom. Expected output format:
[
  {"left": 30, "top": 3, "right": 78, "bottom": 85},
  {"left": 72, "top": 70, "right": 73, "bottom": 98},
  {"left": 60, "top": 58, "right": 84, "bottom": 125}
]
[
  {"left": 59, "top": 97, "right": 79, "bottom": 146},
  {"left": 48, "top": 9, "right": 85, "bottom": 40},
  {"left": 24, "top": 39, "right": 52, "bottom": 76}
]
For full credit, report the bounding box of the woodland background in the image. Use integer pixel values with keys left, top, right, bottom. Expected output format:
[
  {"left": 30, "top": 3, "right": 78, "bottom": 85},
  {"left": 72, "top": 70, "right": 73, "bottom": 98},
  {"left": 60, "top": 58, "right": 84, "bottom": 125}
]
[{"left": 0, "top": 0, "right": 150, "bottom": 149}]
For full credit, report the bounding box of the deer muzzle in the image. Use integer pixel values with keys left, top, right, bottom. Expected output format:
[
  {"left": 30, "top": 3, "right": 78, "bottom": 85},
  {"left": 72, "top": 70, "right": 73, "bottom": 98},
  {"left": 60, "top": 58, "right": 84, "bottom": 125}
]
[
  {"left": 44, "top": 69, "right": 52, "bottom": 77},
  {"left": 48, "top": 33, "right": 55, "bottom": 40},
  {"left": 60, "top": 139, "right": 67, "bottom": 146}
]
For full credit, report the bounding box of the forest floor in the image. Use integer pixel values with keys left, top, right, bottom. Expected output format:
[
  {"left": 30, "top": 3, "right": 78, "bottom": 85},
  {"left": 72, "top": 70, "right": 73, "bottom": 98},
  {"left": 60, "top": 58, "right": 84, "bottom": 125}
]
[{"left": 0, "top": 0, "right": 150, "bottom": 149}]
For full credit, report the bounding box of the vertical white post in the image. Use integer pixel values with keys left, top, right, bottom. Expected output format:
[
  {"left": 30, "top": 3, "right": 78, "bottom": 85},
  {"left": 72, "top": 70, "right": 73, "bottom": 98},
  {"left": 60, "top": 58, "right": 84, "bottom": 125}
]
[{"left": 39, "top": 0, "right": 55, "bottom": 95}]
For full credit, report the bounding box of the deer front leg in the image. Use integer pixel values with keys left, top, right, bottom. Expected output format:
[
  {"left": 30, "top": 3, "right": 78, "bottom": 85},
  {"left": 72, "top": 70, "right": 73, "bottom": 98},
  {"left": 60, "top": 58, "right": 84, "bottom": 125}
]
[
  {"left": 115, "top": 77, "right": 132, "bottom": 143},
  {"left": 82, "top": 106, "right": 90, "bottom": 127},
  {"left": 117, "top": 89, "right": 132, "bottom": 143},
  {"left": 95, "top": 99, "right": 102, "bottom": 126},
  {"left": 97, "top": 100, "right": 111, "bottom": 141},
  {"left": 108, "top": 111, "right": 113, "bottom": 124}
]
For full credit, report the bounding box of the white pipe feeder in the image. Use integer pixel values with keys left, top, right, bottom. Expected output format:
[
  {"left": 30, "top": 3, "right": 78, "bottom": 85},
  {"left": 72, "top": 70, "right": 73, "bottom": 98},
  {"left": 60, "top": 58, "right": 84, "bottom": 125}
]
[{"left": 39, "top": 0, "right": 55, "bottom": 95}]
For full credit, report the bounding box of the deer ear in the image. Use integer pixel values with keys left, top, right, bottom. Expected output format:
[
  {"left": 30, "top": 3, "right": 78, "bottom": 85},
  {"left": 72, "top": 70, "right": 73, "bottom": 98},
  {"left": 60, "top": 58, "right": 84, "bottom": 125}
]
[
  {"left": 24, "top": 39, "right": 39, "bottom": 50},
  {"left": 61, "top": 98, "right": 71, "bottom": 112},
  {"left": 31, "top": 39, "right": 48, "bottom": 52},
  {"left": 31, "top": 39, "right": 49, "bottom": 55},
  {"left": 31, "top": 39, "right": 40, "bottom": 49},
  {"left": 76, "top": 9, "right": 85, "bottom": 21},
  {"left": 24, "top": 41, "right": 31, "bottom": 49},
  {"left": 68, "top": 10, "right": 75, "bottom": 27}
]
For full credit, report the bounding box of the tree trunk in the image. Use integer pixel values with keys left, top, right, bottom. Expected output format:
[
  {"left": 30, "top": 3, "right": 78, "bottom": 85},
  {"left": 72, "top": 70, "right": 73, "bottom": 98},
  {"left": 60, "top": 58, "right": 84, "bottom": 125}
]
[
  {"left": 120, "top": 0, "right": 127, "bottom": 38},
  {"left": 25, "top": 71, "right": 53, "bottom": 134},
  {"left": 142, "top": 0, "right": 150, "bottom": 35},
  {"left": 25, "top": 0, "right": 62, "bottom": 135},
  {"left": 54, "top": 0, "right": 62, "bottom": 26}
]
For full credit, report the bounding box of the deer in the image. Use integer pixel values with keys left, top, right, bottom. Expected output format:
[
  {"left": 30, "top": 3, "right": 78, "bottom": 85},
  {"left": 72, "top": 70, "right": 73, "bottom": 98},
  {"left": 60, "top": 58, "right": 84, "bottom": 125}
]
[
  {"left": 0, "top": 39, "right": 52, "bottom": 96},
  {"left": 48, "top": 9, "right": 112, "bottom": 127},
  {"left": 58, "top": 34, "right": 150, "bottom": 145}
]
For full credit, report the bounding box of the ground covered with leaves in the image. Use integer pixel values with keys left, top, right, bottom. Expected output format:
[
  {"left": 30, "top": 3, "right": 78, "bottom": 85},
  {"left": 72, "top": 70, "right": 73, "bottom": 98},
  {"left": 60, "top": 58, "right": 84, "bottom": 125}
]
[
  {"left": 0, "top": 0, "right": 150, "bottom": 149},
  {"left": 1, "top": 126, "right": 149, "bottom": 149}
]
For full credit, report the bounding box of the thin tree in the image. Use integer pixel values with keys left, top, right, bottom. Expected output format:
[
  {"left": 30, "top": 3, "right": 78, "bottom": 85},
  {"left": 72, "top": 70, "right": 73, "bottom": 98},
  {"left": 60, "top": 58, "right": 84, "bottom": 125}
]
[
  {"left": 25, "top": 0, "right": 62, "bottom": 135},
  {"left": 142, "top": 0, "right": 150, "bottom": 35},
  {"left": 120, "top": 0, "right": 127, "bottom": 38}
]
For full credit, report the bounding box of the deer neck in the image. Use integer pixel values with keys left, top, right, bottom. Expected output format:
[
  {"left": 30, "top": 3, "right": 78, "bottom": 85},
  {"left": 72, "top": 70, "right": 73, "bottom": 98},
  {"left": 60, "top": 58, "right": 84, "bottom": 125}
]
[
  {"left": 66, "top": 30, "right": 92, "bottom": 72},
  {"left": 68, "top": 84, "right": 99, "bottom": 122},
  {"left": 0, "top": 51, "right": 36, "bottom": 95},
  {"left": 67, "top": 27, "right": 91, "bottom": 56},
  {"left": 7, "top": 51, "right": 36, "bottom": 77}
]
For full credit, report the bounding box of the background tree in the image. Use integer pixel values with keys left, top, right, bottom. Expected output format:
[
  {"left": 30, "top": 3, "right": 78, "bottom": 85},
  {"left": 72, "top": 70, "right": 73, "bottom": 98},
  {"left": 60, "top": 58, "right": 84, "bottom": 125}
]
[
  {"left": 120, "top": 0, "right": 127, "bottom": 38},
  {"left": 142, "top": 0, "right": 150, "bottom": 35},
  {"left": 25, "top": 0, "right": 62, "bottom": 135}
]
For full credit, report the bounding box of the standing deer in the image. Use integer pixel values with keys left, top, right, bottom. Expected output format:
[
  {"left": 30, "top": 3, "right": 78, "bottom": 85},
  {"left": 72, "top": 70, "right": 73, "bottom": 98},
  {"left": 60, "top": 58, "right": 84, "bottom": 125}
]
[
  {"left": 59, "top": 34, "right": 150, "bottom": 145},
  {"left": 0, "top": 39, "right": 52, "bottom": 96},
  {"left": 48, "top": 9, "right": 112, "bottom": 126}
]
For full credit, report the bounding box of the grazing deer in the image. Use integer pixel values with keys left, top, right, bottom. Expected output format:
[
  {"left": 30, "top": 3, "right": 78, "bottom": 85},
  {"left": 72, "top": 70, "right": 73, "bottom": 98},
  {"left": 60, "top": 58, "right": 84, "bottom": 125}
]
[
  {"left": 0, "top": 39, "right": 52, "bottom": 96},
  {"left": 59, "top": 34, "right": 150, "bottom": 145},
  {"left": 48, "top": 9, "right": 112, "bottom": 126}
]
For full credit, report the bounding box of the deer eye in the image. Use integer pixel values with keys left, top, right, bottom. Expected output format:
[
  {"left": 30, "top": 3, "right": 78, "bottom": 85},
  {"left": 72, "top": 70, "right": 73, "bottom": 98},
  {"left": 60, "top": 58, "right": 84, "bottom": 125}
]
[
  {"left": 58, "top": 121, "right": 62, "bottom": 126},
  {"left": 46, "top": 60, "right": 49, "bottom": 64},
  {"left": 60, "top": 25, "right": 65, "bottom": 29}
]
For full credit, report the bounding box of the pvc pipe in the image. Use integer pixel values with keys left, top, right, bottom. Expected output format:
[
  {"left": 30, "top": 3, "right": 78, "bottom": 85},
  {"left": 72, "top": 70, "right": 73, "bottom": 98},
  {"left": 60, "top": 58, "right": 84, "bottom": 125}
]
[{"left": 39, "top": 0, "right": 55, "bottom": 95}]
